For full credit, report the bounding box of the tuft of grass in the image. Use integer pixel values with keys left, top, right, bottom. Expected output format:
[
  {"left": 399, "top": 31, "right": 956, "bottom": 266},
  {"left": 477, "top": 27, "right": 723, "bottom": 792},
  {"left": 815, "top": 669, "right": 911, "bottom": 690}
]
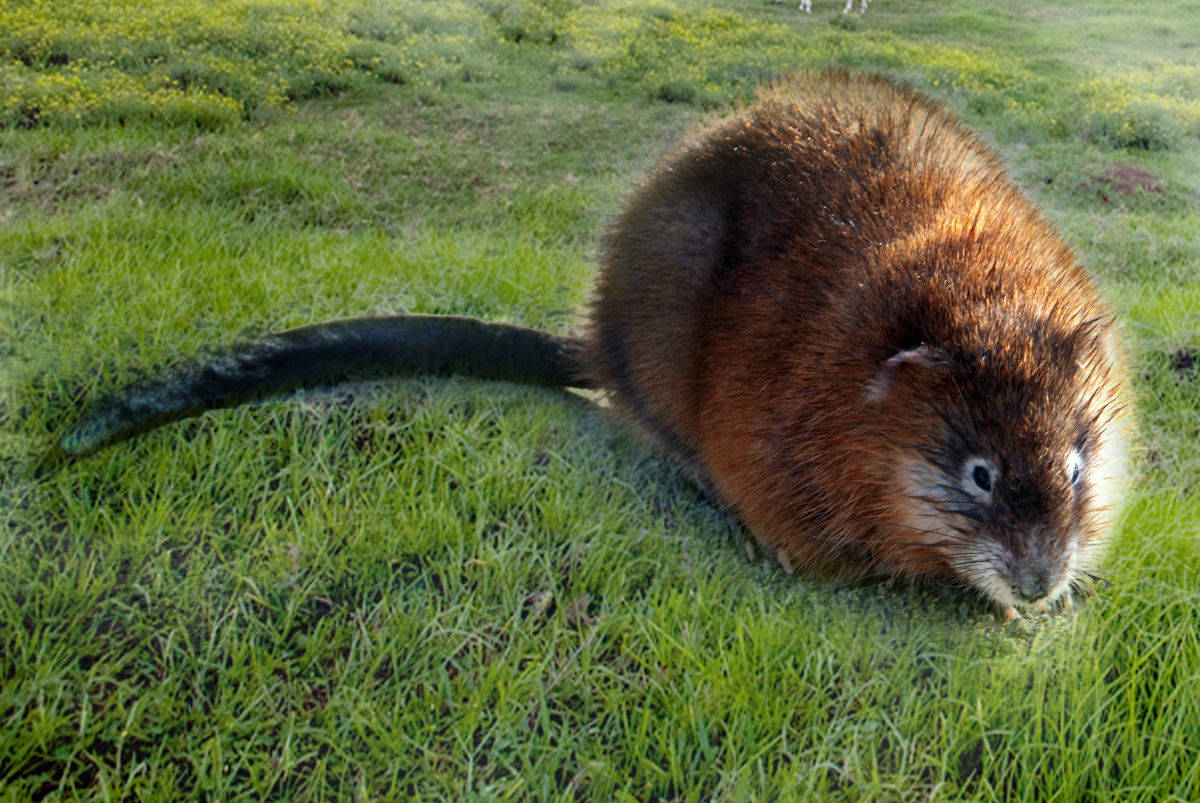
[
  {"left": 3, "top": 0, "right": 1200, "bottom": 800},
  {"left": 1078, "top": 66, "right": 1200, "bottom": 150}
]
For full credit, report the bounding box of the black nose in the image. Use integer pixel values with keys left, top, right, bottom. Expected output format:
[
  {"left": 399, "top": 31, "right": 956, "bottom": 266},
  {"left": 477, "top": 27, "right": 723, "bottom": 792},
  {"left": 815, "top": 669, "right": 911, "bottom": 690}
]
[{"left": 1012, "top": 568, "right": 1052, "bottom": 602}]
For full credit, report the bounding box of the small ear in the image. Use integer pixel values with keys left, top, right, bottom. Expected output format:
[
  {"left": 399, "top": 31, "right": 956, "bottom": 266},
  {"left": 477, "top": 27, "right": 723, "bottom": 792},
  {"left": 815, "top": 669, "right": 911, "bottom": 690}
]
[{"left": 865, "top": 344, "right": 949, "bottom": 403}]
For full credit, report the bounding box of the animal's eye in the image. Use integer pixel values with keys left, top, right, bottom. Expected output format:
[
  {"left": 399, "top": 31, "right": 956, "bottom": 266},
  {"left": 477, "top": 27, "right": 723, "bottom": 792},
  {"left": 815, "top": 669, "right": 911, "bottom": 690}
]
[
  {"left": 973, "top": 465, "right": 992, "bottom": 492},
  {"left": 961, "top": 457, "right": 997, "bottom": 500},
  {"left": 1067, "top": 449, "right": 1084, "bottom": 487}
]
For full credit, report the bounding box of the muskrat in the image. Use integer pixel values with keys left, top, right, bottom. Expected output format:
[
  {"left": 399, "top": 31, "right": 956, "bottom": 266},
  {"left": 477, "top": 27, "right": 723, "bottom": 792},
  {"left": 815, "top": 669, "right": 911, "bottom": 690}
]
[{"left": 56, "top": 70, "right": 1129, "bottom": 618}]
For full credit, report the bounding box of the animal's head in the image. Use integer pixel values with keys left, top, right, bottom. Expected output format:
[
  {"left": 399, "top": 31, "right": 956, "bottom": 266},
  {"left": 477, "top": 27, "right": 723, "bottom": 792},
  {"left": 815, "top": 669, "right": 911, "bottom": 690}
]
[{"left": 867, "top": 306, "right": 1129, "bottom": 616}]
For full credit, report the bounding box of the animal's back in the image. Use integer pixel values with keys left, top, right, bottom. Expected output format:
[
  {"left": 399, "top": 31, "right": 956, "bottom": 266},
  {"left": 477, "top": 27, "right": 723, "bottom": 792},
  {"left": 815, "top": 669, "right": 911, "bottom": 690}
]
[{"left": 588, "top": 71, "right": 1006, "bottom": 481}]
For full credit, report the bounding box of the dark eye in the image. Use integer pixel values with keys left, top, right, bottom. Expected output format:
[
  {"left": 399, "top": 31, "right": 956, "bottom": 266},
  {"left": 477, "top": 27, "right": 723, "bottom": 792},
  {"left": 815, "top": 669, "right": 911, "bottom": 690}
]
[
  {"left": 1068, "top": 449, "right": 1084, "bottom": 487},
  {"left": 961, "top": 457, "right": 998, "bottom": 499},
  {"left": 972, "top": 465, "right": 992, "bottom": 492}
]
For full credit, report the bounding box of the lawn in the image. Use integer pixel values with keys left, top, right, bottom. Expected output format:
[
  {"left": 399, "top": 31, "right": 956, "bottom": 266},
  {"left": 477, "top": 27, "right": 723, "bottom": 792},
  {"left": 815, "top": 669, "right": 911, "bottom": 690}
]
[{"left": 2, "top": 0, "right": 1200, "bottom": 799}]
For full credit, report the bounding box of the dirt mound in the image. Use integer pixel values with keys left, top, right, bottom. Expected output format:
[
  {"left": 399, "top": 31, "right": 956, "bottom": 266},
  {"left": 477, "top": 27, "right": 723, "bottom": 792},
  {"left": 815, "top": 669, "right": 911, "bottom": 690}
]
[{"left": 1089, "top": 163, "right": 1163, "bottom": 202}]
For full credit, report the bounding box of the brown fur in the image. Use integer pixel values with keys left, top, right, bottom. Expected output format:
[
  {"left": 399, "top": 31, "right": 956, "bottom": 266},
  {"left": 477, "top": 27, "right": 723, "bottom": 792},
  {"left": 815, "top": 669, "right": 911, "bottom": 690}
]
[{"left": 586, "top": 71, "right": 1128, "bottom": 611}]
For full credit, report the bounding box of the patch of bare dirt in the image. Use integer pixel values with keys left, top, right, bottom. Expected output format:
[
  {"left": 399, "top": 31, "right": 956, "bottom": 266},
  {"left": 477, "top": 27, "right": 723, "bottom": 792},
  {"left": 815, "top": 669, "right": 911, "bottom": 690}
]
[
  {"left": 1088, "top": 163, "right": 1164, "bottom": 203},
  {"left": 1170, "top": 348, "right": 1196, "bottom": 375}
]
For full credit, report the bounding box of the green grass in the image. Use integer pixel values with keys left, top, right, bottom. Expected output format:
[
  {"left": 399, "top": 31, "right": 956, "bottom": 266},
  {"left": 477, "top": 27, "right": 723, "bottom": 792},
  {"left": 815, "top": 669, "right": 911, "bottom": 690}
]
[{"left": 3, "top": 0, "right": 1200, "bottom": 799}]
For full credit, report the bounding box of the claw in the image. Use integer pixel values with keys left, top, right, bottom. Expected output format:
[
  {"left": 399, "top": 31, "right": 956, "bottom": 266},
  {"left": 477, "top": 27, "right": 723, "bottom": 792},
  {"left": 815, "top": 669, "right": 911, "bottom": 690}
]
[{"left": 776, "top": 549, "right": 794, "bottom": 574}]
